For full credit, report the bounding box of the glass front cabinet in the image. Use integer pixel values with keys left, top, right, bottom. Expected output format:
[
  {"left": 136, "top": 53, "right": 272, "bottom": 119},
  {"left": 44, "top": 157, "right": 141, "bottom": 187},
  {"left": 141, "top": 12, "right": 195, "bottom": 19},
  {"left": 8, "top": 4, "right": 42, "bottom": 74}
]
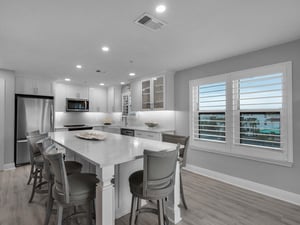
[{"left": 141, "top": 76, "right": 165, "bottom": 110}]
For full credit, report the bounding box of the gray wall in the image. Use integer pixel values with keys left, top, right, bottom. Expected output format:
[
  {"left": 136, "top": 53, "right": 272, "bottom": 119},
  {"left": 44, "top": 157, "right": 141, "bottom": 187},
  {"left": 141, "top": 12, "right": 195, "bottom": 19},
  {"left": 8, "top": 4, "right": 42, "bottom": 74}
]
[
  {"left": 0, "top": 69, "right": 15, "bottom": 165},
  {"left": 174, "top": 39, "right": 300, "bottom": 194}
]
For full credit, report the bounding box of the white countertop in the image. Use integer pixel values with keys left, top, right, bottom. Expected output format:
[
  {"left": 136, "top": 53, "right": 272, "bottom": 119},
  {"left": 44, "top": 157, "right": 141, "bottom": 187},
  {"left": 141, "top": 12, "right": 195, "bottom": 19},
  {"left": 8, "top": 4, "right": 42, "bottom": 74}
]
[
  {"left": 49, "top": 131, "right": 178, "bottom": 167},
  {"left": 55, "top": 124, "right": 174, "bottom": 133}
]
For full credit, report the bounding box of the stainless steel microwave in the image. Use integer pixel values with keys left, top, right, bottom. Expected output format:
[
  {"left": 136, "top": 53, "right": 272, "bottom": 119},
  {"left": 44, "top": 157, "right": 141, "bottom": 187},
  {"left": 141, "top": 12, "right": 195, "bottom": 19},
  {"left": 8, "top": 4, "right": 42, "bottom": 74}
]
[{"left": 66, "top": 98, "right": 89, "bottom": 112}]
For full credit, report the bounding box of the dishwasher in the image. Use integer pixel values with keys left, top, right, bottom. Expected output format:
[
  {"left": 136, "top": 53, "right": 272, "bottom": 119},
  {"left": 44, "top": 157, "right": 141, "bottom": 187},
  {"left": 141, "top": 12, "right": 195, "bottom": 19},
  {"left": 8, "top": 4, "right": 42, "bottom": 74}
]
[{"left": 120, "top": 128, "right": 135, "bottom": 136}]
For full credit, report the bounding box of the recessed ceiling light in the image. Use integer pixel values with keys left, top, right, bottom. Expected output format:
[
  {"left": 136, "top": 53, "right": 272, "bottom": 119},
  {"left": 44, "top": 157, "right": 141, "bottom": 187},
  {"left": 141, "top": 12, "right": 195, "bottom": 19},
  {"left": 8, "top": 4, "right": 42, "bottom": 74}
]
[
  {"left": 76, "top": 65, "right": 82, "bottom": 69},
  {"left": 65, "top": 78, "right": 71, "bottom": 81},
  {"left": 129, "top": 72, "right": 136, "bottom": 76},
  {"left": 102, "top": 46, "right": 109, "bottom": 52},
  {"left": 120, "top": 82, "right": 125, "bottom": 85},
  {"left": 156, "top": 4, "right": 166, "bottom": 13},
  {"left": 99, "top": 83, "right": 105, "bottom": 86}
]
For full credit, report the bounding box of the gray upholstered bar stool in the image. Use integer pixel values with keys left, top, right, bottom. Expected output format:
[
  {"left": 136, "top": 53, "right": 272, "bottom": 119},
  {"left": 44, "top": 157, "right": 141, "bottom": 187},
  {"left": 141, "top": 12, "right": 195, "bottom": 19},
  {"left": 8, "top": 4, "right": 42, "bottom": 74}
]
[
  {"left": 36, "top": 137, "right": 83, "bottom": 225},
  {"left": 129, "top": 145, "right": 179, "bottom": 225},
  {"left": 26, "top": 130, "right": 42, "bottom": 185},
  {"left": 162, "top": 133, "right": 190, "bottom": 209},
  {"left": 27, "top": 133, "right": 48, "bottom": 203},
  {"left": 45, "top": 152, "right": 99, "bottom": 225}
]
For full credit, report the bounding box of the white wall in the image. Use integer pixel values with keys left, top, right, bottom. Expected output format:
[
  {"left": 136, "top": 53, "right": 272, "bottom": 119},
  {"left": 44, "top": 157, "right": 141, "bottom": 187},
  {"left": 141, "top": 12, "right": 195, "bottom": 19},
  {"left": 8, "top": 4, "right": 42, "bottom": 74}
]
[
  {"left": 0, "top": 69, "right": 15, "bottom": 165},
  {"left": 174, "top": 39, "right": 300, "bottom": 195}
]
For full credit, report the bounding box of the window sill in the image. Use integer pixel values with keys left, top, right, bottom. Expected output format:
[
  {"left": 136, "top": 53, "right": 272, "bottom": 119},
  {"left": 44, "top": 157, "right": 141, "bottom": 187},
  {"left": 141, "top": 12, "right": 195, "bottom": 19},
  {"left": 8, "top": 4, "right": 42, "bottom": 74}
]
[{"left": 190, "top": 144, "right": 293, "bottom": 167}]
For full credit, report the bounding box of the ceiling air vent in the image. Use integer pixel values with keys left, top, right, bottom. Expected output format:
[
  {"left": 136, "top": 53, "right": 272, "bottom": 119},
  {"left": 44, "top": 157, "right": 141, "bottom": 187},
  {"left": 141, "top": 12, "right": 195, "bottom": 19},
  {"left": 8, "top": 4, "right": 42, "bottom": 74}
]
[{"left": 135, "top": 13, "right": 166, "bottom": 31}]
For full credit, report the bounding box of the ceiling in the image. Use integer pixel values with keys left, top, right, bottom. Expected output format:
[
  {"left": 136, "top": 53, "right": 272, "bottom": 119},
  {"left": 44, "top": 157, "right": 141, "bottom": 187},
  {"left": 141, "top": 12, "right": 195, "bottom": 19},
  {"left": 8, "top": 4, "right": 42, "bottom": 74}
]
[{"left": 1, "top": 0, "right": 300, "bottom": 86}]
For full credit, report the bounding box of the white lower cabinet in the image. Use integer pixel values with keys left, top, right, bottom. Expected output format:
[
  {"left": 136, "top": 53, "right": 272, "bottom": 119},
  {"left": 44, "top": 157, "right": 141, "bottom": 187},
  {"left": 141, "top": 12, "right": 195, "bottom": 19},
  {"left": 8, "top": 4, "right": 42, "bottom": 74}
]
[
  {"left": 135, "top": 130, "right": 161, "bottom": 141},
  {"left": 93, "top": 126, "right": 104, "bottom": 131},
  {"left": 103, "top": 126, "right": 121, "bottom": 134},
  {"left": 54, "top": 128, "right": 68, "bottom": 132}
]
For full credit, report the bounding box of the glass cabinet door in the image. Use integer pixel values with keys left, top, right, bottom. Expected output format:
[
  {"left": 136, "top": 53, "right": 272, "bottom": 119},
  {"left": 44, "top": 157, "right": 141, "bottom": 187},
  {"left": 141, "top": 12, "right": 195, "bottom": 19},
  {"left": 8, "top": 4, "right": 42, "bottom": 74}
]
[
  {"left": 142, "top": 80, "right": 151, "bottom": 109},
  {"left": 153, "top": 76, "right": 164, "bottom": 109},
  {"left": 122, "top": 94, "right": 129, "bottom": 115}
]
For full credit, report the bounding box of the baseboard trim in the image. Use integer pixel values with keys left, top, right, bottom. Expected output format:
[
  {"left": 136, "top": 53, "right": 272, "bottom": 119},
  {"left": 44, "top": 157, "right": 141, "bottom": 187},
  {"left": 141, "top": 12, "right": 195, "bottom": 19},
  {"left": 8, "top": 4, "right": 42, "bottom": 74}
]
[
  {"left": 3, "top": 163, "right": 15, "bottom": 171},
  {"left": 184, "top": 164, "right": 300, "bottom": 206}
]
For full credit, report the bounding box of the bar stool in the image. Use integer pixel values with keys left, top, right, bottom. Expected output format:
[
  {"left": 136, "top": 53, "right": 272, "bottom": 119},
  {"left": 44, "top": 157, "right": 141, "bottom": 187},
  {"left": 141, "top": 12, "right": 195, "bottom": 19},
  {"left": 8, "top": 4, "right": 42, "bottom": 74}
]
[
  {"left": 26, "top": 130, "right": 41, "bottom": 185},
  {"left": 162, "top": 133, "right": 190, "bottom": 209},
  {"left": 129, "top": 145, "right": 179, "bottom": 225},
  {"left": 27, "top": 133, "right": 48, "bottom": 203},
  {"left": 45, "top": 152, "right": 98, "bottom": 225},
  {"left": 36, "top": 137, "right": 83, "bottom": 225}
]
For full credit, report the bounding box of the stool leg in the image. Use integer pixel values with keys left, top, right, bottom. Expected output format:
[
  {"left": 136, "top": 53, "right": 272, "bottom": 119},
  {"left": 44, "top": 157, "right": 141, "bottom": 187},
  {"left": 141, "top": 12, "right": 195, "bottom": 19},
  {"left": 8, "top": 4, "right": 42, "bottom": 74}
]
[
  {"left": 57, "top": 205, "right": 63, "bottom": 225},
  {"left": 162, "top": 199, "right": 169, "bottom": 225},
  {"left": 129, "top": 195, "right": 137, "bottom": 225},
  {"left": 135, "top": 197, "right": 141, "bottom": 224},
  {"left": 27, "top": 164, "right": 34, "bottom": 185},
  {"left": 44, "top": 184, "right": 54, "bottom": 225},
  {"left": 180, "top": 170, "right": 188, "bottom": 209},
  {"left": 38, "top": 169, "right": 43, "bottom": 189},
  {"left": 28, "top": 168, "right": 38, "bottom": 203},
  {"left": 87, "top": 200, "right": 93, "bottom": 225},
  {"left": 157, "top": 199, "right": 164, "bottom": 225}
]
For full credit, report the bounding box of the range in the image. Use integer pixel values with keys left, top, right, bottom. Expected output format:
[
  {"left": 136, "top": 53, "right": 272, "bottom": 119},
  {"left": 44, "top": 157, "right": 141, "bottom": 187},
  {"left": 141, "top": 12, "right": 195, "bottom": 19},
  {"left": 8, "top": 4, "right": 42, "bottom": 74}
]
[{"left": 64, "top": 124, "right": 93, "bottom": 131}]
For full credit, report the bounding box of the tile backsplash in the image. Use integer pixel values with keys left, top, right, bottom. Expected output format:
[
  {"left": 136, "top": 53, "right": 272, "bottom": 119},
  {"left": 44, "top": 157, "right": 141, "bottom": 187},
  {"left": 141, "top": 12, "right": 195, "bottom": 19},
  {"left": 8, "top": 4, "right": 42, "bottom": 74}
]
[{"left": 55, "top": 111, "right": 175, "bottom": 129}]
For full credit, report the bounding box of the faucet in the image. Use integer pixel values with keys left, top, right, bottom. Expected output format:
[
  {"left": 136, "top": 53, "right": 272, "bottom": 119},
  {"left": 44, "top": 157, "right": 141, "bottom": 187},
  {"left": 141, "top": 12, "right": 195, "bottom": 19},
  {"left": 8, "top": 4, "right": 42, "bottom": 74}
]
[{"left": 122, "top": 115, "right": 128, "bottom": 127}]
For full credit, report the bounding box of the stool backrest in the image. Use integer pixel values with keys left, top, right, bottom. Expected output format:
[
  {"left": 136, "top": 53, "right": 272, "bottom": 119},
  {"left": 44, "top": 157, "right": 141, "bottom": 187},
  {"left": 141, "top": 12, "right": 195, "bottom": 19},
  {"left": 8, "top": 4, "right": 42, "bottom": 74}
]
[
  {"left": 162, "top": 133, "right": 190, "bottom": 167},
  {"left": 45, "top": 152, "right": 69, "bottom": 203},
  {"left": 36, "top": 137, "right": 57, "bottom": 181},
  {"left": 27, "top": 133, "right": 48, "bottom": 162},
  {"left": 27, "top": 130, "right": 40, "bottom": 137},
  {"left": 143, "top": 144, "right": 179, "bottom": 198}
]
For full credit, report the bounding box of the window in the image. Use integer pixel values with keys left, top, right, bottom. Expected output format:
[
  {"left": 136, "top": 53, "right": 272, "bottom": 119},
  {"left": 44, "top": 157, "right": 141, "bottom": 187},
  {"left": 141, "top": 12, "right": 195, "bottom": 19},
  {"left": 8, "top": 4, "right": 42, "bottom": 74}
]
[{"left": 190, "top": 62, "right": 293, "bottom": 165}]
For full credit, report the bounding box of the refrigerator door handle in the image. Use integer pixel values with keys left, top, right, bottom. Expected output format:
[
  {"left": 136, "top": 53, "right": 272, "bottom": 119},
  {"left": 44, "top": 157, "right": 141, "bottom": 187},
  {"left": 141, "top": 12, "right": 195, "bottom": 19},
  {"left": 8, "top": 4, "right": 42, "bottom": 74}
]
[
  {"left": 50, "top": 101, "right": 54, "bottom": 132},
  {"left": 17, "top": 139, "right": 28, "bottom": 143}
]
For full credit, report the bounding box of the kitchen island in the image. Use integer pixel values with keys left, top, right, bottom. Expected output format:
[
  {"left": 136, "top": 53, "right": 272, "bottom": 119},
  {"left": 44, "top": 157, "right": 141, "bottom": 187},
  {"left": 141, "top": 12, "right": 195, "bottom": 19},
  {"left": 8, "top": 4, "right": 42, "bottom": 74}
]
[{"left": 49, "top": 130, "right": 181, "bottom": 225}]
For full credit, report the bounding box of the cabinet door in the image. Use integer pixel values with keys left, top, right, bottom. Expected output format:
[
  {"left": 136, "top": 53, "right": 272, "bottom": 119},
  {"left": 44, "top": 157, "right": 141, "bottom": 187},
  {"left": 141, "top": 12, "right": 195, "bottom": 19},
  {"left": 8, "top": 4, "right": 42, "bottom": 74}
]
[
  {"left": 135, "top": 130, "right": 161, "bottom": 141},
  {"left": 54, "top": 83, "right": 67, "bottom": 112},
  {"left": 153, "top": 76, "right": 164, "bottom": 109},
  {"left": 107, "top": 87, "right": 114, "bottom": 112},
  {"left": 36, "top": 80, "right": 53, "bottom": 96},
  {"left": 130, "top": 81, "right": 142, "bottom": 112},
  {"left": 15, "top": 77, "right": 34, "bottom": 95},
  {"left": 103, "top": 127, "right": 121, "bottom": 134},
  {"left": 93, "top": 126, "right": 104, "bottom": 131},
  {"left": 89, "top": 87, "right": 107, "bottom": 112},
  {"left": 142, "top": 80, "right": 151, "bottom": 110},
  {"left": 66, "top": 85, "right": 88, "bottom": 99},
  {"left": 114, "top": 85, "right": 122, "bottom": 112}
]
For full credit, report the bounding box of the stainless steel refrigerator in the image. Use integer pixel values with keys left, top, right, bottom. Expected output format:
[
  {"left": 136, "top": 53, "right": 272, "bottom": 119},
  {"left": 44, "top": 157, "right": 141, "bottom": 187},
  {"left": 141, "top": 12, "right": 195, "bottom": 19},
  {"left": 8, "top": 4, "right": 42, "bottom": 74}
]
[{"left": 15, "top": 95, "right": 54, "bottom": 166}]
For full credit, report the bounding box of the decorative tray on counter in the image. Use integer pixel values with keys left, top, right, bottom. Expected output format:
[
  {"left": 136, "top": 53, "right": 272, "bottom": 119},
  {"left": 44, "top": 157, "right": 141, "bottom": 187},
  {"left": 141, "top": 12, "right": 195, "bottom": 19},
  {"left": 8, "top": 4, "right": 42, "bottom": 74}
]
[{"left": 75, "top": 131, "right": 106, "bottom": 141}]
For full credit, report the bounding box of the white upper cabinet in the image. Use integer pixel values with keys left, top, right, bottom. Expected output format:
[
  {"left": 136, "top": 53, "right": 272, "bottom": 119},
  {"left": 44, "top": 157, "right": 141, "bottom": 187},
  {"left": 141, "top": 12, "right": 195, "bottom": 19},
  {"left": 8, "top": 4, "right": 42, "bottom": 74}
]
[
  {"left": 131, "top": 71, "right": 174, "bottom": 111},
  {"left": 66, "top": 85, "right": 88, "bottom": 99},
  {"left": 89, "top": 87, "right": 107, "bottom": 112},
  {"left": 53, "top": 82, "right": 89, "bottom": 112},
  {"left": 53, "top": 83, "right": 67, "bottom": 112},
  {"left": 130, "top": 80, "right": 142, "bottom": 112},
  {"left": 107, "top": 85, "right": 121, "bottom": 112},
  {"left": 16, "top": 76, "right": 53, "bottom": 96}
]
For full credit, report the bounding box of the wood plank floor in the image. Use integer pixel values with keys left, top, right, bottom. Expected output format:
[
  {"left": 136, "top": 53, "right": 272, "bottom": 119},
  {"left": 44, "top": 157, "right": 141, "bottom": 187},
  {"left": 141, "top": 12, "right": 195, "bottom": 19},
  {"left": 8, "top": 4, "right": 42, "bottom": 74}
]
[{"left": 1, "top": 165, "right": 300, "bottom": 225}]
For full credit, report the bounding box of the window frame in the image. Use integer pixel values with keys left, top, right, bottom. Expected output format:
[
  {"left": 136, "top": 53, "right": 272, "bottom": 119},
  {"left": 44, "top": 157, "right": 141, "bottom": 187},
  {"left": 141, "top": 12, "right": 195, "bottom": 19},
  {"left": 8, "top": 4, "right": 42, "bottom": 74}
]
[{"left": 189, "top": 62, "right": 293, "bottom": 166}]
